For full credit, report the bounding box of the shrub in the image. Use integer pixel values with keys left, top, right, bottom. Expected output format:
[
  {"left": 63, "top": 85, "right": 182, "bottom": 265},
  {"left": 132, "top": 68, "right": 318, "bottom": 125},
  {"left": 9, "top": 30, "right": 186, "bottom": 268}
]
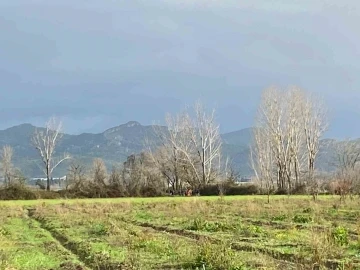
[
  {"left": 199, "top": 185, "right": 220, "bottom": 196},
  {"left": 36, "top": 190, "right": 61, "bottom": 199},
  {"left": 292, "top": 184, "right": 307, "bottom": 195},
  {"left": 274, "top": 188, "right": 288, "bottom": 195},
  {"left": 199, "top": 183, "right": 259, "bottom": 196},
  {"left": 227, "top": 184, "right": 259, "bottom": 195},
  {"left": 0, "top": 185, "right": 38, "bottom": 200},
  {"left": 140, "top": 186, "right": 164, "bottom": 197}
]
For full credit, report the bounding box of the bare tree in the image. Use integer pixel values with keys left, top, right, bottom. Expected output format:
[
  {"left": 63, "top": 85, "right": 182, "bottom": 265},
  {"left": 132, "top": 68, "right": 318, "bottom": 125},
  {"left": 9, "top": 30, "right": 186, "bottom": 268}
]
[
  {"left": 150, "top": 103, "right": 222, "bottom": 189},
  {"left": 90, "top": 158, "right": 108, "bottom": 197},
  {"left": 255, "top": 87, "right": 289, "bottom": 191},
  {"left": 66, "top": 161, "right": 87, "bottom": 191},
  {"left": 334, "top": 139, "right": 360, "bottom": 201},
  {"left": 335, "top": 139, "right": 360, "bottom": 173},
  {"left": 253, "top": 86, "right": 327, "bottom": 197},
  {"left": 92, "top": 158, "right": 108, "bottom": 185},
  {"left": 109, "top": 165, "right": 123, "bottom": 186},
  {"left": 1, "top": 145, "right": 14, "bottom": 186},
  {"left": 122, "top": 152, "right": 166, "bottom": 196},
  {"left": 301, "top": 94, "right": 327, "bottom": 199},
  {"left": 147, "top": 112, "right": 191, "bottom": 193},
  {"left": 251, "top": 126, "right": 275, "bottom": 203},
  {"left": 285, "top": 87, "right": 307, "bottom": 189},
  {"left": 217, "top": 155, "right": 237, "bottom": 196},
  {"left": 32, "top": 117, "right": 71, "bottom": 191},
  {"left": 191, "top": 102, "right": 222, "bottom": 187}
]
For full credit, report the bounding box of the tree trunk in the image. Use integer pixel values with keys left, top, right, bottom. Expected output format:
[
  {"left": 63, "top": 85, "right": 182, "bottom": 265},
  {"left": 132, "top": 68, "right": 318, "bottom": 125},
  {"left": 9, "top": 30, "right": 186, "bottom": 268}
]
[{"left": 46, "top": 163, "right": 50, "bottom": 191}]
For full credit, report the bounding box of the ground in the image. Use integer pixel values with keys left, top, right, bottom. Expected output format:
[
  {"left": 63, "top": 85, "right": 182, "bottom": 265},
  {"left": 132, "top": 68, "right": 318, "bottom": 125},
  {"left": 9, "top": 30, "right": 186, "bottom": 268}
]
[{"left": 0, "top": 195, "right": 360, "bottom": 270}]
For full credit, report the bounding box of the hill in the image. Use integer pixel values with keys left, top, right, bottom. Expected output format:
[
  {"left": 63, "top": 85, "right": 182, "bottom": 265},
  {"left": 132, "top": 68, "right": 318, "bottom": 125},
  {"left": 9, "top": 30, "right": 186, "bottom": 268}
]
[{"left": 0, "top": 122, "right": 349, "bottom": 179}]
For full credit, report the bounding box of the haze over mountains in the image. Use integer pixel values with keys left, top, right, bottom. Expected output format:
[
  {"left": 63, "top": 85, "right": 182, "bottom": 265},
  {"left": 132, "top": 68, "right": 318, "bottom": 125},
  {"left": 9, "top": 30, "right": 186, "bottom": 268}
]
[{"left": 0, "top": 121, "right": 345, "bottom": 179}]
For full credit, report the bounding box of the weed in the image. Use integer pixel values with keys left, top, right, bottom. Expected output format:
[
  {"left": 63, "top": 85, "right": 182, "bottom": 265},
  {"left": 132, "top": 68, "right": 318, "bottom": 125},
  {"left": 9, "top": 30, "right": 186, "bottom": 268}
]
[
  {"left": 332, "top": 226, "right": 349, "bottom": 246},
  {"left": 0, "top": 227, "right": 10, "bottom": 236},
  {"left": 271, "top": 214, "right": 287, "bottom": 222},
  {"left": 0, "top": 250, "right": 10, "bottom": 270},
  {"left": 194, "top": 240, "right": 245, "bottom": 270},
  {"left": 2, "top": 196, "right": 360, "bottom": 269},
  {"left": 302, "top": 207, "right": 313, "bottom": 214},
  {"left": 187, "top": 218, "right": 232, "bottom": 232},
  {"left": 89, "top": 223, "right": 108, "bottom": 236},
  {"left": 240, "top": 225, "right": 266, "bottom": 237},
  {"left": 292, "top": 214, "right": 312, "bottom": 223}
]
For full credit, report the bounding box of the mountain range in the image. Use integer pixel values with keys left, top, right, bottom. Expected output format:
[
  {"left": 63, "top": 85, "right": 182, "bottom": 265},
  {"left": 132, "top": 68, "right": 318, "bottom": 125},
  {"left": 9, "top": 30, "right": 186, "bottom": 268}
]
[{"left": 0, "top": 121, "right": 345, "bottom": 179}]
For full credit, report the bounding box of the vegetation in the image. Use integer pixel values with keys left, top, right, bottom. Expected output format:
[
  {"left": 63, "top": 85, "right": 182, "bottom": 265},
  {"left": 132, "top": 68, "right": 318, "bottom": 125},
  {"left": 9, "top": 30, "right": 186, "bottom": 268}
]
[
  {"left": 1, "top": 196, "right": 360, "bottom": 269},
  {"left": 1, "top": 87, "right": 360, "bottom": 269}
]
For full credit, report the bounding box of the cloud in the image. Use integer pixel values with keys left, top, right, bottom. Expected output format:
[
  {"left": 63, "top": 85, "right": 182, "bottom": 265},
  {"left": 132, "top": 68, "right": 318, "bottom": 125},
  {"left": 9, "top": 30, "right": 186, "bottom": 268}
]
[{"left": 0, "top": 0, "right": 359, "bottom": 137}]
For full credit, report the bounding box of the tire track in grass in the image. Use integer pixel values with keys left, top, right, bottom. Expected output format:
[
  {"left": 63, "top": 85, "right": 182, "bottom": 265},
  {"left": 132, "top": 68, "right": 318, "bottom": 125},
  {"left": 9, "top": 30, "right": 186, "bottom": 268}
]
[
  {"left": 26, "top": 208, "right": 124, "bottom": 270},
  {"left": 61, "top": 204, "right": 359, "bottom": 269},
  {"left": 122, "top": 218, "right": 360, "bottom": 270},
  {"left": 24, "top": 208, "right": 90, "bottom": 270},
  {"left": 61, "top": 206, "right": 310, "bottom": 268},
  {"left": 120, "top": 218, "right": 303, "bottom": 269}
]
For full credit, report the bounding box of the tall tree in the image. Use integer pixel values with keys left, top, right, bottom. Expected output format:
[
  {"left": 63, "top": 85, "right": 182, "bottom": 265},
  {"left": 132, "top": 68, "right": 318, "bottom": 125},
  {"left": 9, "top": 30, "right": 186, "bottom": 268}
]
[
  {"left": 301, "top": 94, "right": 327, "bottom": 199},
  {"left": 151, "top": 102, "right": 222, "bottom": 189},
  {"left": 252, "top": 86, "right": 327, "bottom": 196},
  {"left": 148, "top": 112, "right": 191, "bottom": 192},
  {"left": 32, "top": 117, "right": 70, "bottom": 191},
  {"left": 334, "top": 139, "right": 360, "bottom": 200},
  {"left": 191, "top": 102, "right": 222, "bottom": 186},
  {"left": 1, "top": 145, "right": 14, "bottom": 186}
]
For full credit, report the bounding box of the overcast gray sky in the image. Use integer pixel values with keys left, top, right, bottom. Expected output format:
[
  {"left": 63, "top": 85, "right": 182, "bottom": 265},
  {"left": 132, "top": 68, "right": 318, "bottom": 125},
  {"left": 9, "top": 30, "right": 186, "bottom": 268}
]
[{"left": 0, "top": 0, "right": 359, "bottom": 138}]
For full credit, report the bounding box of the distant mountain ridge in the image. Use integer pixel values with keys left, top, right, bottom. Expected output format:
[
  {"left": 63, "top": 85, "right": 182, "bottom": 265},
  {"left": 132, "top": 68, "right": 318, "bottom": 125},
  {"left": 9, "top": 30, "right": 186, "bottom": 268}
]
[{"left": 0, "top": 121, "right": 347, "bottom": 178}]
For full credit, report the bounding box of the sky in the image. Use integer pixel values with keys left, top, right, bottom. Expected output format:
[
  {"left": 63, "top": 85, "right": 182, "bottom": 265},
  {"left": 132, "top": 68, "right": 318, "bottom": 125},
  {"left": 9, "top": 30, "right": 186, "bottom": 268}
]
[{"left": 0, "top": 0, "right": 359, "bottom": 138}]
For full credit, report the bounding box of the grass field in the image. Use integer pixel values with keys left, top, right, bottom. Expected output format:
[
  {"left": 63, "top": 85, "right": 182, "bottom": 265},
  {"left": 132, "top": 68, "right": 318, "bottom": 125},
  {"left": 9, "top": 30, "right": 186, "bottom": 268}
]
[{"left": 1, "top": 195, "right": 360, "bottom": 270}]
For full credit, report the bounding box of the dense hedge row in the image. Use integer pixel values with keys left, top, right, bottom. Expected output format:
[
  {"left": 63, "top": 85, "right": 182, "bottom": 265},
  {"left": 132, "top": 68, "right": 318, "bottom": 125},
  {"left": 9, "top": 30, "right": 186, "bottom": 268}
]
[
  {"left": 199, "top": 184, "right": 259, "bottom": 196},
  {"left": 0, "top": 182, "right": 314, "bottom": 200},
  {"left": 0, "top": 185, "right": 61, "bottom": 200},
  {"left": 0, "top": 184, "right": 166, "bottom": 200}
]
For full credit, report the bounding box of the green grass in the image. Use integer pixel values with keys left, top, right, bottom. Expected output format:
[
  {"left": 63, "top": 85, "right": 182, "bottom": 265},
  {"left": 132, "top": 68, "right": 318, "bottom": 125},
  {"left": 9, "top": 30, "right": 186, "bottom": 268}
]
[
  {"left": 1, "top": 195, "right": 359, "bottom": 269},
  {"left": 0, "top": 194, "right": 322, "bottom": 206},
  {"left": 0, "top": 208, "right": 86, "bottom": 270}
]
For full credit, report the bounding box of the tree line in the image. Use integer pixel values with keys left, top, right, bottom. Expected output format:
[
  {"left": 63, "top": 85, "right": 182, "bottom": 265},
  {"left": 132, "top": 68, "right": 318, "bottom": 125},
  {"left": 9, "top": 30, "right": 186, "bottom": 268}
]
[{"left": 1, "top": 86, "right": 359, "bottom": 200}]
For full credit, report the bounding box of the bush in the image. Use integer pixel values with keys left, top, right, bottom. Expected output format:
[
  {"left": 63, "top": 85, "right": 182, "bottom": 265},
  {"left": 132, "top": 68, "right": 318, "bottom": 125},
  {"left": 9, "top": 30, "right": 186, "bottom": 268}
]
[
  {"left": 199, "top": 185, "right": 220, "bottom": 196},
  {"left": 199, "top": 184, "right": 259, "bottom": 196},
  {"left": 140, "top": 186, "right": 164, "bottom": 197},
  {"left": 36, "top": 190, "right": 61, "bottom": 199},
  {"left": 274, "top": 188, "right": 288, "bottom": 195},
  {"left": 292, "top": 184, "right": 307, "bottom": 195},
  {"left": 226, "top": 184, "right": 259, "bottom": 195},
  {"left": 0, "top": 184, "right": 64, "bottom": 200},
  {"left": 0, "top": 185, "right": 38, "bottom": 200}
]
